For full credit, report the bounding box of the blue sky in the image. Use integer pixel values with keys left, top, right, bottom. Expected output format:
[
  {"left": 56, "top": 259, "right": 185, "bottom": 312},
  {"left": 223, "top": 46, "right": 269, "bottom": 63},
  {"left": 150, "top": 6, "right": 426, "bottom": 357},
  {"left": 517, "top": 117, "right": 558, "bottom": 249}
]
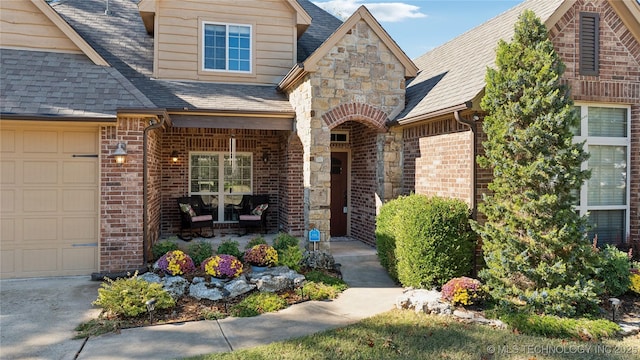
[{"left": 313, "top": 0, "right": 522, "bottom": 59}]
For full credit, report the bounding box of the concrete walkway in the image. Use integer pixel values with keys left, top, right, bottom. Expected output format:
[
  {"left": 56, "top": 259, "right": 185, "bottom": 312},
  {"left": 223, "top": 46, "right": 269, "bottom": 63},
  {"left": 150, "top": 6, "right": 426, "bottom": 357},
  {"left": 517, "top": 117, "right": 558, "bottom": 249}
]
[{"left": 0, "top": 241, "right": 402, "bottom": 360}]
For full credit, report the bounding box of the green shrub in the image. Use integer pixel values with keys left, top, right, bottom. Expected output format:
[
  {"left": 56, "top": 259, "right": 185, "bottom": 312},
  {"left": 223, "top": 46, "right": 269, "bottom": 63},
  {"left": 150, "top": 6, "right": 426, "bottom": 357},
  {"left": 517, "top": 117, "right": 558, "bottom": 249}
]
[
  {"left": 217, "top": 240, "right": 242, "bottom": 259},
  {"left": 297, "top": 281, "right": 343, "bottom": 300},
  {"left": 230, "top": 292, "right": 288, "bottom": 317},
  {"left": 597, "top": 245, "right": 631, "bottom": 297},
  {"left": 151, "top": 240, "right": 178, "bottom": 260},
  {"left": 375, "top": 197, "right": 403, "bottom": 282},
  {"left": 93, "top": 274, "right": 175, "bottom": 318},
  {"left": 384, "top": 194, "right": 474, "bottom": 288},
  {"left": 499, "top": 312, "right": 620, "bottom": 340},
  {"left": 273, "top": 233, "right": 299, "bottom": 252},
  {"left": 186, "top": 241, "right": 213, "bottom": 267},
  {"left": 245, "top": 236, "right": 267, "bottom": 249},
  {"left": 277, "top": 245, "right": 303, "bottom": 271},
  {"left": 304, "top": 270, "right": 348, "bottom": 290}
]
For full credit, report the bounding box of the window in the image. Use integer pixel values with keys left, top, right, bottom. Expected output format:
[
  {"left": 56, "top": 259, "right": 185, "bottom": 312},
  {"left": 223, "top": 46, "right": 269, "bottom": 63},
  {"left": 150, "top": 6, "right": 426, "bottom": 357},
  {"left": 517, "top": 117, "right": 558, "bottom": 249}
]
[
  {"left": 579, "top": 12, "right": 599, "bottom": 76},
  {"left": 330, "top": 131, "right": 349, "bottom": 143},
  {"left": 189, "top": 152, "right": 252, "bottom": 222},
  {"left": 203, "top": 22, "right": 251, "bottom": 72},
  {"left": 573, "top": 105, "right": 630, "bottom": 245}
]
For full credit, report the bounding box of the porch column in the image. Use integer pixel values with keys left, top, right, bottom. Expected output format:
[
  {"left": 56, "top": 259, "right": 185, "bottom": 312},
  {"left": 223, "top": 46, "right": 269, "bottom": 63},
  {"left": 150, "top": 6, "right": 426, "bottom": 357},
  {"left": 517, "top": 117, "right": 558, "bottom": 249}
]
[{"left": 376, "top": 128, "right": 403, "bottom": 212}]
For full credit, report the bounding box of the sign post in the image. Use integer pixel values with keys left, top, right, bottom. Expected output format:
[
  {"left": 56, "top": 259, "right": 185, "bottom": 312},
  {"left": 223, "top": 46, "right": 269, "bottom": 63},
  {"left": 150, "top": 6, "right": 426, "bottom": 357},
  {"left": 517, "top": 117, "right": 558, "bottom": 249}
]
[{"left": 309, "top": 228, "right": 320, "bottom": 251}]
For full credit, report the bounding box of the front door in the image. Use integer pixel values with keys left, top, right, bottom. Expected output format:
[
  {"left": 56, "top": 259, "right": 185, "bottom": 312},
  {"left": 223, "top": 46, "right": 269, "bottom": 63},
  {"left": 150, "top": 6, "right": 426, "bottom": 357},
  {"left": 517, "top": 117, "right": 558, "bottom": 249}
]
[{"left": 330, "top": 152, "right": 348, "bottom": 237}]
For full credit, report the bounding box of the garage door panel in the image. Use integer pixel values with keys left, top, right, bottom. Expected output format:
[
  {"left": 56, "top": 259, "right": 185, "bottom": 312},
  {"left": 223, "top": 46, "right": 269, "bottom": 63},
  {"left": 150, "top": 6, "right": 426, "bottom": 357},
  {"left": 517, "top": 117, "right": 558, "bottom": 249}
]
[
  {"left": 2, "top": 218, "right": 16, "bottom": 242},
  {"left": 1, "top": 129, "right": 16, "bottom": 152},
  {"left": 1, "top": 250, "right": 15, "bottom": 273},
  {"left": 23, "top": 161, "right": 58, "bottom": 184},
  {"left": 63, "top": 161, "right": 97, "bottom": 184},
  {"left": 63, "top": 217, "right": 97, "bottom": 240},
  {"left": 1, "top": 161, "right": 16, "bottom": 184},
  {"left": 23, "top": 189, "right": 57, "bottom": 212},
  {"left": 1, "top": 189, "right": 15, "bottom": 213},
  {"left": 63, "top": 131, "right": 98, "bottom": 153},
  {"left": 23, "top": 218, "right": 57, "bottom": 241},
  {"left": 63, "top": 247, "right": 97, "bottom": 271},
  {"left": 1, "top": 124, "right": 98, "bottom": 278},
  {"left": 22, "top": 249, "right": 58, "bottom": 272},
  {"left": 23, "top": 131, "right": 58, "bottom": 153},
  {"left": 63, "top": 189, "right": 97, "bottom": 212}
]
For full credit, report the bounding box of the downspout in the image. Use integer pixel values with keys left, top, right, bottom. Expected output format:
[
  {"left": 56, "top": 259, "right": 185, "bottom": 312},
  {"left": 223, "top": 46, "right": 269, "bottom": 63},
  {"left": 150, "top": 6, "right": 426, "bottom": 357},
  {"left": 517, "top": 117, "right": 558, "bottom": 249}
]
[
  {"left": 454, "top": 110, "right": 478, "bottom": 220},
  {"left": 143, "top": 115, "right": 165, "bottom": 265}
]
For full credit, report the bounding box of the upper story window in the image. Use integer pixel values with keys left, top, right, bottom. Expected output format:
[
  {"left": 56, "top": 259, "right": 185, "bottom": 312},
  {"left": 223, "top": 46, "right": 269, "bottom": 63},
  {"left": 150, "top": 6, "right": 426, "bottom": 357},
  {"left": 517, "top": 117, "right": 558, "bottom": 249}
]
[{"left": 203, "top": 22, "right": 252, "bottom": 72}]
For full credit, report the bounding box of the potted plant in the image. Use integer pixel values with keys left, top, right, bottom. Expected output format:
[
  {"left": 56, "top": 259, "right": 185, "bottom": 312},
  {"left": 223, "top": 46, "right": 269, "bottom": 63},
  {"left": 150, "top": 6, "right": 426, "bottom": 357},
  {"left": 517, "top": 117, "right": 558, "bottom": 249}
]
[
  {"left": 201, "top": 254, "right": 243, "bottom": 279},
  {"left": 156, "top": 250, "right": 196, "bottom": 276},
  {"left": 244, "top": 244, "right": 278, "bottom": 272}
]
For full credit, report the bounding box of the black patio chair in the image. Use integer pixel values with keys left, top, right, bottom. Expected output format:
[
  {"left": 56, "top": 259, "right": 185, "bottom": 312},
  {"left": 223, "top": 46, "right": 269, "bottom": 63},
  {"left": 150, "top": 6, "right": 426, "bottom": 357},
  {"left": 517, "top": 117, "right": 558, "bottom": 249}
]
[
  {"left": 177, "top": 196, "right": 215, "bottom": 241},
  {"left": 237, "top": 194, "right": 270, "bottom": 234}
]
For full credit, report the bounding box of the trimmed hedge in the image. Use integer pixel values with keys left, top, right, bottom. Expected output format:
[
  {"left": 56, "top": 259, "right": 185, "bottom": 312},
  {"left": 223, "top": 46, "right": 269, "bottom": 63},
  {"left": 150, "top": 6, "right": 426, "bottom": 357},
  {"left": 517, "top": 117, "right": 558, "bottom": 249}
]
[{"left": 376, "top": 194, "right": 475, "bottom": 288}]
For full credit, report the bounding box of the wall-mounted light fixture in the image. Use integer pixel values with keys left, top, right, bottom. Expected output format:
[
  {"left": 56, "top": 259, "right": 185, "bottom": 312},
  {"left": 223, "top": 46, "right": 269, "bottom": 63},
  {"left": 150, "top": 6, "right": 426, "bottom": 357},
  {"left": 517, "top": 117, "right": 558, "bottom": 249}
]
[
  {"left": 112, "top": 142, "right": 127, "bottom": 165},
  {"left": 262, "top": 151, "right": 269, "bottom": 164},
  {"left": 171, "top": 150, "right": 179, "bottom": 163}
]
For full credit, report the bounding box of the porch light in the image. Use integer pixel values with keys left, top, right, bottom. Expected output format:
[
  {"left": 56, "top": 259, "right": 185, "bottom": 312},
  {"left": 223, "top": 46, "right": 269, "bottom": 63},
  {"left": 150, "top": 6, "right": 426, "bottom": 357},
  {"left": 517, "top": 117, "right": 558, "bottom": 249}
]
[
  {"left": 112, "top": 142, "right": 127, "bottom": 165},
  {"left": 262, "top": 151, "right": 269, "bottom": 163},
  {"left": 171, "top": 150, "right": 179, "bottom": 163}
]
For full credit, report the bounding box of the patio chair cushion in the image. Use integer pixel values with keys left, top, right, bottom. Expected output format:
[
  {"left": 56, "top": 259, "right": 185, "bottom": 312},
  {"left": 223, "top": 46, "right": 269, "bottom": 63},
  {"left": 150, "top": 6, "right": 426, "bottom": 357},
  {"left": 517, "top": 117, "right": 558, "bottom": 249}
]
[
  {"left": 239, "top": 214, "right": 261, "bottom": 221},
  {"left": 251, "top": 203, "right": 268, "bottom": 216},
  {"left": 192, "top": 214, "right": 213, "bottom": 222}
]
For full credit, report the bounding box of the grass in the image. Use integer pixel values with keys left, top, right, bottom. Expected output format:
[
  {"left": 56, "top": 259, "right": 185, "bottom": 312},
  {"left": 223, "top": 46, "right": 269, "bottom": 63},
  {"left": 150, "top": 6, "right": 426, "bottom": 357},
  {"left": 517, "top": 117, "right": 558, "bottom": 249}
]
[{"left": 186, "top": 309, "right": 640, "bottom": 360}]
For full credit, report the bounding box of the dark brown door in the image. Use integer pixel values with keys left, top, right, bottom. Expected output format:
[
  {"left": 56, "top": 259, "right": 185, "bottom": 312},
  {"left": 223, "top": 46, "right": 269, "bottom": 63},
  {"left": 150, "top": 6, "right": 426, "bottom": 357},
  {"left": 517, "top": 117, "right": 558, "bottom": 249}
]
[{"left": 330, "top": 152, "right": 348, "bottom": 236}]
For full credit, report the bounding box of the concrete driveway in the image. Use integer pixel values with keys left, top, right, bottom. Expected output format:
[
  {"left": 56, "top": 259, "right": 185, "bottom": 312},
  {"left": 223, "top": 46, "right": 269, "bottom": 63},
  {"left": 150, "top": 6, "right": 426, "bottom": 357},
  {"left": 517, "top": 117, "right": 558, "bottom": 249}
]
[{"left": 0, "top": 276, "right": 101, "bottom": 360}]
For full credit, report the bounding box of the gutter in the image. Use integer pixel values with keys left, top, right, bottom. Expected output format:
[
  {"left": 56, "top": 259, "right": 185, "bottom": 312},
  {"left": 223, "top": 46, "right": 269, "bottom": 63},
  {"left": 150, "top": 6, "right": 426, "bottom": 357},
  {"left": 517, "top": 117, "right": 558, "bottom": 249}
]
[
  {"left": 277, "top": 63, "right": 306, "bottom": 93},
  {"left": 454, "top": 110, "right": 478, "bottom": 220},
  {"left": 392, "top": 102, "right": 472, "bottom": 127}
]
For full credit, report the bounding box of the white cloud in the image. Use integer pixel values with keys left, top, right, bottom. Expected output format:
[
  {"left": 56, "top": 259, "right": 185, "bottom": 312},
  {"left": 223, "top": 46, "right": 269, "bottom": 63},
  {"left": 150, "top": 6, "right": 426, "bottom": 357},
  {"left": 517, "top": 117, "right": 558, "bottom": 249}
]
[{"left": 313, "top": 0, "right": 427, "bottom": 22}]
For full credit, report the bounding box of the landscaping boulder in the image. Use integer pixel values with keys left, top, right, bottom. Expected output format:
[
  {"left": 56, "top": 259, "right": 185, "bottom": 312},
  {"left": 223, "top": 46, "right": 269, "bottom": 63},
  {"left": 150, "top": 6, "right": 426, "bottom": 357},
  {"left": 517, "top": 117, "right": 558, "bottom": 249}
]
[
  {"left": 301, "top": 250, "right": 336, "bottom": 270},
  {"left": 189, "top": 282, "right": 225, "bottom": 301},
  {"left": 247, "top": 266, "right": 305, "bottom": 292},
  {"left": 396, "top": 289, "right": 452, "bottom": 315},
  {"left": 224, "top": 277, "right": 256, "bottom": 298},
  {"left": 163, "top": 276, "right": 189, "bottom": 299},
  {"left": 139, "top": 272, "right": 162, "bottom": 284}
]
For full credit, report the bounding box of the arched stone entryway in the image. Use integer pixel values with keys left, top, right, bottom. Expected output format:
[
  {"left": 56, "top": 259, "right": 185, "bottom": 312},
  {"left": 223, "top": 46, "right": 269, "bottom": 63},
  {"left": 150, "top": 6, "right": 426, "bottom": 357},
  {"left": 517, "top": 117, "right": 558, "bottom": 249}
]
[{"left": 322, "top": 103, "right": 389, "bottom": 246}]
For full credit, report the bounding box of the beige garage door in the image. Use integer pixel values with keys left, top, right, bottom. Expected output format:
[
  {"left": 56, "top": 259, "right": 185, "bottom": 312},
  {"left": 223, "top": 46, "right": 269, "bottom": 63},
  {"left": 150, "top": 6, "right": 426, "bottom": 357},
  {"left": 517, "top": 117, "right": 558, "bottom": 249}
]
[{"left": 1, "top": 122, "right": 99, "bottom": 278}]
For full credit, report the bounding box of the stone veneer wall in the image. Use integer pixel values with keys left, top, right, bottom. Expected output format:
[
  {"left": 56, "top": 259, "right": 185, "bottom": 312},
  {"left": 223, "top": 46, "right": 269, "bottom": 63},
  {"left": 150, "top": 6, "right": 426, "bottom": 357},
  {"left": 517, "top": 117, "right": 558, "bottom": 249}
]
[
  {"left": 287, "top": 19, "right": 407, "bottom": 247},
  {"left": 549, "top": 0, "right": 640, "bottom": 243},
  {"left": 100, "top": 117, "right": 146, "bottom": 272}
]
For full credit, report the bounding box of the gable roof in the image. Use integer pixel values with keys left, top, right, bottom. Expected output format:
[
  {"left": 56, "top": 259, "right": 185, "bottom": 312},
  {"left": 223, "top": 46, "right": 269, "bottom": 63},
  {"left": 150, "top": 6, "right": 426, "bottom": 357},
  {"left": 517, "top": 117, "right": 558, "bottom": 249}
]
[
  {"left": 51, "top": 0, "right": 297, "bottom": 115},
  {"left": 396, "top": 0, "right": 566, "bottom": 124},
  {"left": 296, "top": 0, "right": 344, "bottom": 62},
  {"left": 303, "top": 6, "right": 417, "bottom": 77}
]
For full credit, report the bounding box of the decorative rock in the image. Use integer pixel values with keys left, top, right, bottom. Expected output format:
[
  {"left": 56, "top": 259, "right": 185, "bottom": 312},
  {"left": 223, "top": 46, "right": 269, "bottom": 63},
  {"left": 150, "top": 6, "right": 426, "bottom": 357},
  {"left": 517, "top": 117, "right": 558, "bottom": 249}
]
[
  {"left": 191, "top": 277, "right": 205, "bottom": 284},
  {"left": 189, "top": 282, "right": 225, "bottom": 301},
  {"left": 139, "top": 272, "right": 162, "bottom": 284},
  {"left": 247, "top": 266, "right": 306, "bottom": 292},
  {"left": 162, "top": 276, "right": 189, "bottom": 299},
  {"left": 618, "top": 322, "right": 640, "bottom": 337},
  {"left": 396, "top": 289, "right": 452, "bottom": 315},
  {"left": 301, "top": 251, "right": 336, "bottom": 270},
  {"left": 224, "top": 278, "right": 256, "bottom": 298}
]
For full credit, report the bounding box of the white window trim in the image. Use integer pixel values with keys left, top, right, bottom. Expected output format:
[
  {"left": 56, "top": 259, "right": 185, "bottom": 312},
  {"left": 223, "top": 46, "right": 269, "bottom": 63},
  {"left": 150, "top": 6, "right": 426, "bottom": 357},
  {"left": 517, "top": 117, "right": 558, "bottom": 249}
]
[
  {"left": 189, "top": 151, "right": 253, "bottom": 223},
  {"left": 573, "top": 103, "right": 631, "bottom": 242},
  {"left": 201, "top": 21, "right": 253, "bottom": 73}
]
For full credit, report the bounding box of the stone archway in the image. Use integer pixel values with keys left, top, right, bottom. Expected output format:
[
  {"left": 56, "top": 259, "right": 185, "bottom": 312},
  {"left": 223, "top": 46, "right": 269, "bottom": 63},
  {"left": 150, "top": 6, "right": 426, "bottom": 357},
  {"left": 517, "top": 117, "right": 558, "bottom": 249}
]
[
  {"left": 322, "top": 103, "right": 389, "bottom": 245},
  {"left": 322, "top": 102, "right": 388, "bottom": 131}
]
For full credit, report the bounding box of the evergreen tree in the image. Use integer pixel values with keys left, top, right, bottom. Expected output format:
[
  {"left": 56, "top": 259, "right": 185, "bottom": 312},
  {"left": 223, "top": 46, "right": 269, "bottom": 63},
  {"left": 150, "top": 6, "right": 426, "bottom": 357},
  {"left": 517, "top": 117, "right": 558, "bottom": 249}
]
[{"left": 476, "top": 10, "right": 601, "bottom": 316}]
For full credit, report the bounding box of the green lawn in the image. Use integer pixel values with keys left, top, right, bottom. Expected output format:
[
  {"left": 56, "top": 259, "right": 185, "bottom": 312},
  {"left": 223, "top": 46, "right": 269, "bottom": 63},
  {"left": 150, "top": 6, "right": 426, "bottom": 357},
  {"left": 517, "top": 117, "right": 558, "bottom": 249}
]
[{"left": 186, "top": 309, "right": 640, "bottom": 360}]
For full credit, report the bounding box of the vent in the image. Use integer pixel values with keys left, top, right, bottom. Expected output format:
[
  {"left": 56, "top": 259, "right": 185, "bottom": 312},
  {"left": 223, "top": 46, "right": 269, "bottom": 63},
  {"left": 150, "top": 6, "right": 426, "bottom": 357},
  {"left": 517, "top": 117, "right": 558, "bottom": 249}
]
[{"left": 579, "top": 12, "right": 599, "bottom": 76}]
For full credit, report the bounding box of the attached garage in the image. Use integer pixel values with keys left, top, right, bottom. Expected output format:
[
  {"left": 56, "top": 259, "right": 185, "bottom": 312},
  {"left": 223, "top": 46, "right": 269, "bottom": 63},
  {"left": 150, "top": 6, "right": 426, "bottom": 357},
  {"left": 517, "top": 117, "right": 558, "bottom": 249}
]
[{"left": 1, "top": 122, "right": 100, "bottom": 278}]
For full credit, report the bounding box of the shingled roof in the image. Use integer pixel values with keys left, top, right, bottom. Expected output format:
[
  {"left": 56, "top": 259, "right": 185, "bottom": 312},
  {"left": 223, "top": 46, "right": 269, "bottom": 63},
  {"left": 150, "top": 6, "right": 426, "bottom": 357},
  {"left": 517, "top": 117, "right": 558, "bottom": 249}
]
[
  {"left": 397, "top": 0, "right": 565, "bottom": 123},
  {"left": 296, "top": 0, "right": 344, "bottom": 62},
  {"left": 0, "top": 49, "right": 152, "bottom": 118}
]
